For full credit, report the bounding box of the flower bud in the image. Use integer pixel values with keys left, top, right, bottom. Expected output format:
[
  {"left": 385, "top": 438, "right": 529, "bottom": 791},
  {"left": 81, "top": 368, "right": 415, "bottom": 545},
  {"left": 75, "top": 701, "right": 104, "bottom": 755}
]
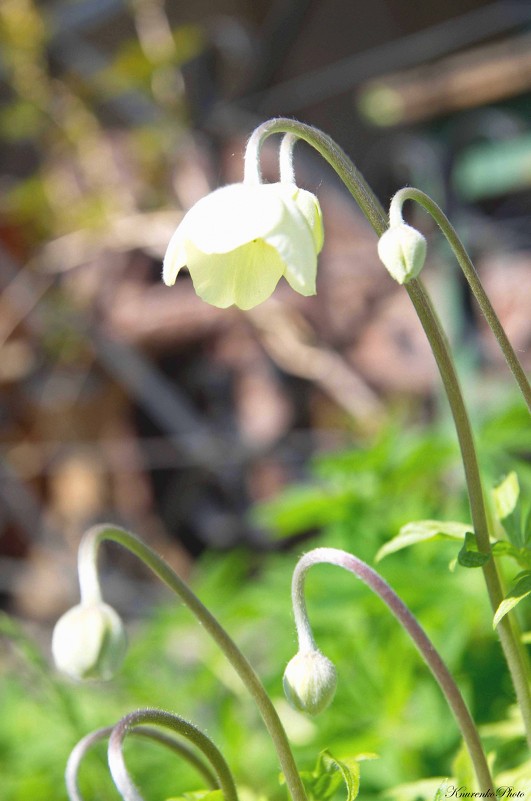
[
  {"left": 377, "top": 223, "right": 426, "bottom": 284},
  {"left": 283, "top": 649, "right": 337, "bottom": 716},
  {"left": 52, "top": 602, "right": 127, "bottom": 681}
]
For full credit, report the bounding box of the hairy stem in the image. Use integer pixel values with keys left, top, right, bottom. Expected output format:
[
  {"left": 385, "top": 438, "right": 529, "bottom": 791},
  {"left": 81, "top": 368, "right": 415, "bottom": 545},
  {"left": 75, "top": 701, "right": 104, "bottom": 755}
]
[
  {"left": 293, "top": 548, "right": 494, "bottom": 792},
  {"left": 77, "top": 525, "right": 308, "bottom": 801},
  {"left": 66, "top": 724, "right": 218, "bottom": 801},
  {"left": 108, "top": 709, "right": 237, "bottom": 801}
]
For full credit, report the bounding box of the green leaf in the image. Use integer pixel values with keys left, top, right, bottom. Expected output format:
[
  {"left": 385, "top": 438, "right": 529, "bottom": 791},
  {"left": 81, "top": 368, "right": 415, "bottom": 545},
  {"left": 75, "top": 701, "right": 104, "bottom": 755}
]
[
  {"left": 166, "top": 791, "right": 224, "bottom": 801},
  {"left": 492, "top": 540, "right": 531, "bottom": 570},
  {"left": 451, "top": 741, "right": 474, "bottom": 788},
  {"left": 253, "top": 484, "right": 348, "bottom": 538},
  {"left": 297, "top": 749, "right": 377, "bottom": 801},
  {"left": 457, "top": 531, "right": 491, "bottom": 568},
  {"left": 493, "top": 571, "right": 531, "bottom": 628},
  {"left": 383, "top": 778, "right": 450, "bottom": 801},
  {"left": 376, "top": 520, "right": 471, "bottom": 562},
  {"left": 492, "top": 471, "right": 520, "bottom": 520}
]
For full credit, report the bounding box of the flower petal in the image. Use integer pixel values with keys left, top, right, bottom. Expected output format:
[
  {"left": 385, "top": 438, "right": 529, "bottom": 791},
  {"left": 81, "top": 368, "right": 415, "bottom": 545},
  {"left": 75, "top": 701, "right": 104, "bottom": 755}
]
[
  {"left": 184, "top": 184, "right": 287, "bottom": 254},
  {"left": 270, "top": 183, "right": 324, "bottom": 254},
  {"left": 162, "top": 221, "right": 188, "bottom": 286},
  {"left": 187, "top": 239, "right": 284, "bottom": 310},
  {"left": 265, "top": 194, "right": 318, "bottom": 296},
  {"left": 291, "top": 187, "right": 324, "bottom": 253}
]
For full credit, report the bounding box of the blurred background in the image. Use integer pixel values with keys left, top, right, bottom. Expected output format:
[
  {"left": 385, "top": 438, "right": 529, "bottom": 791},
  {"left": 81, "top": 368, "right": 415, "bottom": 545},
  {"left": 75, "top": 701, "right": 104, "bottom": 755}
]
[{"left": 0, "top": 1, "right": 530, "bottom": 798}]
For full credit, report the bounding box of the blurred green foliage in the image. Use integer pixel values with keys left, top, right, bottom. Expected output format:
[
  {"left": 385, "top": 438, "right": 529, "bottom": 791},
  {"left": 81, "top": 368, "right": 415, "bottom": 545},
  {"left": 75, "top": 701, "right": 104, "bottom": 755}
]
[{"left": 1, "top": 399, "right": 529, "bottom": 800}]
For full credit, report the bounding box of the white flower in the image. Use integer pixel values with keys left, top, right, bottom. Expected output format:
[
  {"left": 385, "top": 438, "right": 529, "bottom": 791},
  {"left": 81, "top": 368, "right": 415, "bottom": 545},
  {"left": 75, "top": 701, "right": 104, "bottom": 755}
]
[
  {"left": 283, "top": 649, "right": 337, "bottom": 716},
  {"left": 162, "top": 182, "right": 324, "bottom": 310},
  {"left": 52, "top": 602, "right": 127, "bottom": 681},
  {"left": 377, "top": 222, "right": 426, "bottom": 284}
]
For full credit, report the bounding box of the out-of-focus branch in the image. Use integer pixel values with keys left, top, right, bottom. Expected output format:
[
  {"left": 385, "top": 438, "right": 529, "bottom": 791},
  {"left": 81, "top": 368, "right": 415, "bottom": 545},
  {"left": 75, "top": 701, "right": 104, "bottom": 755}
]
[
  {"left": 358, "top": 31, "right": 531, "bottom": 126},
  {"left": 248, "top": 301, "right": 384, "bottom": 426}
]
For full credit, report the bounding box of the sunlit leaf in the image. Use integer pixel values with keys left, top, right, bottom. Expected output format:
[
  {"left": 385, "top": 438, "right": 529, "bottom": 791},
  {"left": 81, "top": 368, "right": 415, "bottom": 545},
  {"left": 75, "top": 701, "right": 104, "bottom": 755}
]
[
  {"left": 166, "top": 791, "right": 223, "bottom": 801},
  {"left": 493, "top": 572, "right": 531, "bottom": 628},
  {"left": 376, "top": 520, "right": 471, "bottom": 562},
  {"left": 492, "top": 472, "right": 520, "bottom": 521},
  {"left": 383, "top": 778, "right": 450, "bottom": 801},
  {"left": 293, "top": 749, "right": 377, "bottom": 801}
]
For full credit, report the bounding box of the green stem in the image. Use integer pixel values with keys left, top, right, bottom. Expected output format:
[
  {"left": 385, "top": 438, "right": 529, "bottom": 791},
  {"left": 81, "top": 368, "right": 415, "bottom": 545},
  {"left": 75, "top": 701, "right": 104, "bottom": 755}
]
[
  {"left": 390, "top": 187, "right": 531, "bottom": 410},
  {"left": 293, "top": 548, "right": 494, "bottom": 792},
  {"left": 245, "top": 117, "right": 531, "bottom": 746},
  {"left": 108, "top": 709, "right": 238, "bottom": 801},
  {"left": 78, "top": 525, "right": 308, "bottom": 801},
  {"left": 405, "top": 280, "right": 531, "bottom": 745}
]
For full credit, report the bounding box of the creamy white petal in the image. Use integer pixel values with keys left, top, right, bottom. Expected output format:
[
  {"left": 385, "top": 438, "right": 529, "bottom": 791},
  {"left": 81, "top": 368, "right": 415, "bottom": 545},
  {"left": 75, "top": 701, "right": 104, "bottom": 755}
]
[
  {"left": 186, "top": 240, "right": 284, "bottom": 309},
  {"left": 291, "top": 187, "right": 324, "bottom": 253},
  {"left": 162, "top": 221, "right": 188, "bottom": 286},
  {"left": 265, "top": 196, "right": 318, "bottom": 296},
  {"left": 184, "top": 184, "right": 288, "bottom": 254}
]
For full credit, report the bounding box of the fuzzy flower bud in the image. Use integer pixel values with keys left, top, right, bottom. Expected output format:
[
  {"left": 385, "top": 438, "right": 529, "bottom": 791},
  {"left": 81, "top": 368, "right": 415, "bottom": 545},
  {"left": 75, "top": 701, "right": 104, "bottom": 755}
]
[
  {"left": 283, "top": 649, "right": 337, "bottom": 716},
  {"left": 377, "top": 222, "right": 426, "bottom": 284},
  {"left": 52, "top": 602, "right": 127, "bottom": 681}
]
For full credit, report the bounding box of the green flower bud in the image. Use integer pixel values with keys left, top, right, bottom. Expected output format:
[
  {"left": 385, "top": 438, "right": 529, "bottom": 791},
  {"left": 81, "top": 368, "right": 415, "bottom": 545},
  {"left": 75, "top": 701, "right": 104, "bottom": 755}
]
[
  {"left": 52, "top": 602, "right": 127, "bottom": 681},
  {"left": 377, "top": 222, "right": 426, "bottom": 284},
  {"left": 283, "top": 649, "right": 337, "bottom": 716}
]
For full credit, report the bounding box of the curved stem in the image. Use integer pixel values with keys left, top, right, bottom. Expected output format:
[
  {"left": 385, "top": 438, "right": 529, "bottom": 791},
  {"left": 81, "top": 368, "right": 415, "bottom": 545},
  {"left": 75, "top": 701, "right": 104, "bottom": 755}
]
[
  {"left": 66, "top": 724, "right": 218, "bottom": 801},
  {"left": 390, "top": 187, "right": 531, "bottom": 410},
  {"left": 406, "top": 279, "right": 531, "bottom": 744},
  {"left": 78, "top": 525, "right": 308, "bottom": 801},
  {"left": 279, "top": 134, "right": 297, "bottom": 184},
  {"left": 244, "top": 117, "right": 531, "bottom": 745},
  {"left": 108, "top": 709, "right": 238, "bottom": 801},
  {"left": 293, "top": 547, "right": 493, "bottom": 792}
]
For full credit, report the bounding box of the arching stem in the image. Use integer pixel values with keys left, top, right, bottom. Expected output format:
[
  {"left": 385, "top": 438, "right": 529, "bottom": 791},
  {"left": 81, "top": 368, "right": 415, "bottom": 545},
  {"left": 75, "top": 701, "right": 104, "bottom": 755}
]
[
  {"left": 77, "top": 524, "right": 308, "bottom": 801},
  {"left": 66, "top": 723, "right": 218, "bottom": 801},
  {"left": 390, "top": 187, "right": 531, "bottom": 410},
  {"left": 108, "top": 709, "right": 238, "bottom": 801},
  {"left": 245, "top": 118, "right": 531, "bottom": 746},
  {"left": 292, "top": 547, "right": 494, "bottom": 792}
]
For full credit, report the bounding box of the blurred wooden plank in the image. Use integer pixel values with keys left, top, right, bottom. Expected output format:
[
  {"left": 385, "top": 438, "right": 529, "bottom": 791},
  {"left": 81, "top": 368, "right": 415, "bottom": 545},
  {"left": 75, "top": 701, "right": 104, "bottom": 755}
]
[{"left": 358, "top": 32, "right": 531, "bottom": 126}]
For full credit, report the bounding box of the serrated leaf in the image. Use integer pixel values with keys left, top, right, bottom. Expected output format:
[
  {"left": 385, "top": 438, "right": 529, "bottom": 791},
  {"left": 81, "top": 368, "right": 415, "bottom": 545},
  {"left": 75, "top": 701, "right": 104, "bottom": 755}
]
[
  {"left": 296, "top": 749, "right": 377, "bottom": 801},
  {"left": 493, "top": 472, "right": 520, "bottom": 520},
  {"left": 376, "top": 520, "right": 471, "bottom": 562},
  {"left": 493, "top": 571, "right": 531, "bottom": 628},
  {"left": 457, "top": 532, "right": 491, "bottom": 568}
]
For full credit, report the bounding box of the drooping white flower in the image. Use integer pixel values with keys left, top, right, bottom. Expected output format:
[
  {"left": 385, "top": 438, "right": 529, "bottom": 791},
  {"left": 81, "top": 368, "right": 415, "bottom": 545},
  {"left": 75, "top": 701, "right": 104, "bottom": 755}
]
[
  {"left": 52, "top": 602, "right": 127, "bottom": 681},
  {"left": 283, "top": 649, "right": 337, "bottom": 716},
  {"left": 377, "top": 222, "right": 426, "bottom": 284},
  {"left": 163, "top": 182, "right": 324, "bottom": 310}
]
